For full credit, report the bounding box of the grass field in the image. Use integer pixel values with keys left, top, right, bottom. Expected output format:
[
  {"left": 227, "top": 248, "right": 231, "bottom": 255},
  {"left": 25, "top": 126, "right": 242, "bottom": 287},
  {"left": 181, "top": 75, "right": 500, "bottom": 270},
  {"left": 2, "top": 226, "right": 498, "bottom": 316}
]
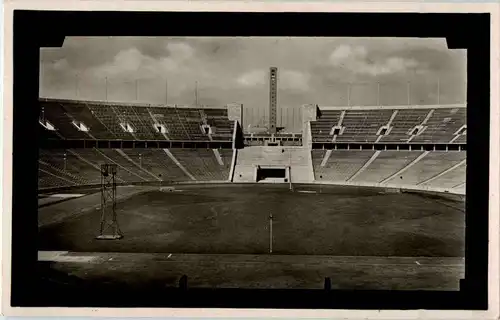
[
  {"left": 37, "top": 183, "right": 465, "bottom": 291},
  {"left": 39, "top": 184, "right": 465, "bottom": 257}
]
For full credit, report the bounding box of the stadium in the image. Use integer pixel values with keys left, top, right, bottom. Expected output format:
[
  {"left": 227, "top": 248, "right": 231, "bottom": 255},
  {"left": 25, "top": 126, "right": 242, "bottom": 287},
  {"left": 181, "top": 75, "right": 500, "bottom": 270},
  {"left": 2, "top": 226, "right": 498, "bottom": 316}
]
[{"left": 38, "top": 63, "right": 466, "bottom": 293}]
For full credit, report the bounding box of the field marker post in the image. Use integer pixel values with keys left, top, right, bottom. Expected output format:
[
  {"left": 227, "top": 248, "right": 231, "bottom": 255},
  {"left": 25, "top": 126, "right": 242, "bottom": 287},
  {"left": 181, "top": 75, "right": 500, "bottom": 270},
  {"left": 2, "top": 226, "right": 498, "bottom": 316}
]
[{"left": 269, "top": 213, "right": 273, "bottom": 254}]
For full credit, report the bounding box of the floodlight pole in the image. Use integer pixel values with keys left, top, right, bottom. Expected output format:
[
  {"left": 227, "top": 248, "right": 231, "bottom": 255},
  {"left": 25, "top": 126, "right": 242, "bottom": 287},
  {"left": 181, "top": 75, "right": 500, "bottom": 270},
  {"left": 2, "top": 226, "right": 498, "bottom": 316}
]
[
  {"left": 135, "top": 79, "right": 139, "bottom": 101},
  {"left": 195, "top": 81, "right": 199, "bottom": 107},
  {"left": 347, "top": 83, "right": 351, "bottom": 107},
  {"left": 75, "top": 74, "right": 79, "bottom": 98},
  {"left": 105, "top": 77, "right": 108, "bottom": 101},
  {"left": 166, "top": 78, "right": 168, "bottom": 105},
  {"left": 97, "top": 164, "right": 123, "bottom": 240},
  {"left": 407, "top": 81, "right": 411, "bottom": 105},
  {"left": 377, "top": 82, "right": 380, "bottom": 106},
  {"left": 437, "top": 77, "right": 441, "bottom": 105}
]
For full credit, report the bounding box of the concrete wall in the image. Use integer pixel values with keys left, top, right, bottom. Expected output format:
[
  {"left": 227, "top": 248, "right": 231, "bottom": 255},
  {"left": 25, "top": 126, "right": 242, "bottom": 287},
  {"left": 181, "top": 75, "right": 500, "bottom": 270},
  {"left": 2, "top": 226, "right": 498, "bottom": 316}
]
[
  {"left": 301, "top": 104, "right": 318, "bottom": 149},
  {"left": 232, "top": 146, "right": 314, "bottom": 183}
]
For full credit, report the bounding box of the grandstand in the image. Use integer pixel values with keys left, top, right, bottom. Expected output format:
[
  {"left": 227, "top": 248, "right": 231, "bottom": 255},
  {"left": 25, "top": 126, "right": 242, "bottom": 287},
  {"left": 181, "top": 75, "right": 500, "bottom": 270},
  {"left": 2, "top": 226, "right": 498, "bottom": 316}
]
[
  {"left": 38, "top": 100, "right": 466, "bottom": 194},
  {"left": 37, "top": 67, "right": 466, "bottom": 293}
]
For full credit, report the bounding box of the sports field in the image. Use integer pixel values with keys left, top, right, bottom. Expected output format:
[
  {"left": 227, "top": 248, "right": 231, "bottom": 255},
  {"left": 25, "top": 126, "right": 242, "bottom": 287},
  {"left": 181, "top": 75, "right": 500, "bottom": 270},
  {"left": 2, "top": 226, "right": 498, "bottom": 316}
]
[{"left": 38, "top": 183, "right": 465, "bottom": 290}]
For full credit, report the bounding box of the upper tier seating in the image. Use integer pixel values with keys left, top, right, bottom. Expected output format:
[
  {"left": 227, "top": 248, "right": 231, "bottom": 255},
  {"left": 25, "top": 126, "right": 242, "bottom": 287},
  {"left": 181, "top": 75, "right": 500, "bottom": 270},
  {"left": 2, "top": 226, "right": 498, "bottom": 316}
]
[
  {"left": 311, "top": 106, "right": 466, "bottom": 144},
  {"left": 39, "top": 99, "right": 235, "bottom": 142}
]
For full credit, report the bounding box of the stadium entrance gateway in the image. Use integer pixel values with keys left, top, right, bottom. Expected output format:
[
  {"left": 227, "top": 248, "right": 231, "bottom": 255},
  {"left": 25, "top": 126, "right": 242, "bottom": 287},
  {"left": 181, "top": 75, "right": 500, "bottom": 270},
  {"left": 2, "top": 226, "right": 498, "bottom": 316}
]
[{"left": 255, "top": 165, "right": 290, "bottom": 183}]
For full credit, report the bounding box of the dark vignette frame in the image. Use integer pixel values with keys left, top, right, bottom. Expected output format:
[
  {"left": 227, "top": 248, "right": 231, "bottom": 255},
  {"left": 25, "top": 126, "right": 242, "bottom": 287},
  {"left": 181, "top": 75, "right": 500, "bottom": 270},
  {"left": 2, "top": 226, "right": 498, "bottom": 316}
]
[{"left": 11, "top": 11, "right": 490, "bottom": 310}]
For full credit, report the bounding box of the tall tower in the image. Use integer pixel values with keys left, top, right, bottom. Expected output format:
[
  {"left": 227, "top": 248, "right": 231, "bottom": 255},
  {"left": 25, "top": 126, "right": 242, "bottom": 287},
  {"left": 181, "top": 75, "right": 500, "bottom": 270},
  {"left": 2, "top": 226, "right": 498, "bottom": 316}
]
[{"left": 269, "top": 67, "right": 278, "bottom": 134}]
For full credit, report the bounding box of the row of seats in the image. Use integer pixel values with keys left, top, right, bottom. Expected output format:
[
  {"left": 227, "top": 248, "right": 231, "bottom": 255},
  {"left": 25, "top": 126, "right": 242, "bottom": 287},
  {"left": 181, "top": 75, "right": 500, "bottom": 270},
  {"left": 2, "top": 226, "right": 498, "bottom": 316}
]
[
  {"left": 40, "top": 99, "right": 235, "bottom": 142},
  {"left": 38, "top": 148, "right": 234, "bottom": 189},
  {"left": 40, "top": 99, "right": 466, "bottom": 146},
  {"left": 39, "top": 147, "right": 465, "bottom": 193},
  {"left": 312, "top": 150, "right": 466, "bottom": 190},
  {"left": 311, "top": 107, "right": 466, "bottom": 144}
]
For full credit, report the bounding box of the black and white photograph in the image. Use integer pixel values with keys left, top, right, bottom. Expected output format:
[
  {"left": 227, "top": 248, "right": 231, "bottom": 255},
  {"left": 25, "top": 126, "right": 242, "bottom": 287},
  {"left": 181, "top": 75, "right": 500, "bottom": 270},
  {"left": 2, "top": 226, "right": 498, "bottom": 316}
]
[
  {"left": 37, "top": 36, "right": 467, "bottom": 289},
  {"left": 3, "top": 7, "right": 497, "bottom": 316}
]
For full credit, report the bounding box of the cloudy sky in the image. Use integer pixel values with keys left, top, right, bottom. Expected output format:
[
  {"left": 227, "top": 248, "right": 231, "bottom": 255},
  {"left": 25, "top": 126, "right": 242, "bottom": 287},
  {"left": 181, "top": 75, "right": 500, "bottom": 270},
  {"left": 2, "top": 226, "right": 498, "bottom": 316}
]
[{"left": 40, "top": 37, "right": 466, "bottom": 131}]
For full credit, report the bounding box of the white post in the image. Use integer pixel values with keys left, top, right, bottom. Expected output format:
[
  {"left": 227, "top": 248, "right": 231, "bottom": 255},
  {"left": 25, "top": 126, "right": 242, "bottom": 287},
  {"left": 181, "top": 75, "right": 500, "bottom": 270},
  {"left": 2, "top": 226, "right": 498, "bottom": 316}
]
[
  {"left": 269, "top": 214, "right": 273, "bottom": 254},
  {"left": 288, "top": 150, "right": 293, "bottom": 191}
]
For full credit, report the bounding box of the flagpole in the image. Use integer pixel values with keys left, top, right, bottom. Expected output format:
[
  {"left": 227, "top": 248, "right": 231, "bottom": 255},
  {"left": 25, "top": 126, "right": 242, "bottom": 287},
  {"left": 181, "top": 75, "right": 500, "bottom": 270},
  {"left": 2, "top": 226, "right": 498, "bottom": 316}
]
[{"left": 135, "top": 79, "right": 138, "bottom": 101}]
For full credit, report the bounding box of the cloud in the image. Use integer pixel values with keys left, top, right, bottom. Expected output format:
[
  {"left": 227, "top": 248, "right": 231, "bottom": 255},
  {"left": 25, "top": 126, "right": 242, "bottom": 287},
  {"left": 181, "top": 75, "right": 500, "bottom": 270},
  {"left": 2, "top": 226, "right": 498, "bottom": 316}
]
[
  {"left": 280, "top": 70, "right": 310, "bottom": 91},
  {"left": 104, "top": 48, "right": 144, "bottom": 75},
  {"left": 40, "top": 37, "right": 464, "bottom": 111},
  {"left": 166, "top": 42, "right": 194, "bottom": 60},
  {"left": 364, "top": 57, "right": 419, "bottom": 76},
  {"left": 85, "top": 42, "right": 199, "bottom": 81},
  {"left": 237, "top": 70, "right": 267, "bottom": 87},
  {"left": 328, "top": 44, "right": 421, "bottom": 76},
  {"left": 329, "top": 44, "right": 367, "bottom": 64}
]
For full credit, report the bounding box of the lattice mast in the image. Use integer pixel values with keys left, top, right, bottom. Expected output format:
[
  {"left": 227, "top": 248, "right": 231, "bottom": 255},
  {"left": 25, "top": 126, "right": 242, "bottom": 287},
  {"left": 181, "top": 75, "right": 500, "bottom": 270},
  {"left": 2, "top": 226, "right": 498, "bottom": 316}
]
[
  {"left": 96, "top": 164, "right": 123, "bottom": 240},
  {"left": 269, "top": 67, "right": 278, "bottom": 134}
]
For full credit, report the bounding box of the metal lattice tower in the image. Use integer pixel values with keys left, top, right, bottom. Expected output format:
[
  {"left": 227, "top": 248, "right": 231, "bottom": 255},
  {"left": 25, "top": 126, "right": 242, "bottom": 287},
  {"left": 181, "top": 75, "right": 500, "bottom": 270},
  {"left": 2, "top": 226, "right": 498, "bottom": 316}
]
[
  {"left": 96, "top": 164, "right": 123, "bottom": 240},
  {"left": 269, "top": 67, "right": 278, "bottom": 134}
]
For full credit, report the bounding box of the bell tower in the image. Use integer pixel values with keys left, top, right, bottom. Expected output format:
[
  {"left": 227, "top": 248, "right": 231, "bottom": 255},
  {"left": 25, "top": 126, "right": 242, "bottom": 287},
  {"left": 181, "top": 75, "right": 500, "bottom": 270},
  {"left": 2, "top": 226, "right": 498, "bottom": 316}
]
[{"left": 269, "top": 67, "right": 278, "bottom": 134}]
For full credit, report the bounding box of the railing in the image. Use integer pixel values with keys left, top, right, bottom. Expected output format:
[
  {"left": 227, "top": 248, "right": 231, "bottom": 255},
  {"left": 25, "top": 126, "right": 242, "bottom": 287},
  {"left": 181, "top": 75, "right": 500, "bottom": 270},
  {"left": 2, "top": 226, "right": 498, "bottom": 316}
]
[
  {"left": 40, "top": 139, "right": 233, "bottom": 149},
  {"left": 312, "top": 142, "right": 466, "bottom": 151}
]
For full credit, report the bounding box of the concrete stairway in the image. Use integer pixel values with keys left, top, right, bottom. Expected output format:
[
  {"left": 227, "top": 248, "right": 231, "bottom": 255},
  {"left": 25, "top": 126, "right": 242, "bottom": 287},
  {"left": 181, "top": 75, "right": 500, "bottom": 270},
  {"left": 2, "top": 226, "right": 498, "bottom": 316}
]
[{"left": 232, "top": 146, "right": 314, "bottom": 183}]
